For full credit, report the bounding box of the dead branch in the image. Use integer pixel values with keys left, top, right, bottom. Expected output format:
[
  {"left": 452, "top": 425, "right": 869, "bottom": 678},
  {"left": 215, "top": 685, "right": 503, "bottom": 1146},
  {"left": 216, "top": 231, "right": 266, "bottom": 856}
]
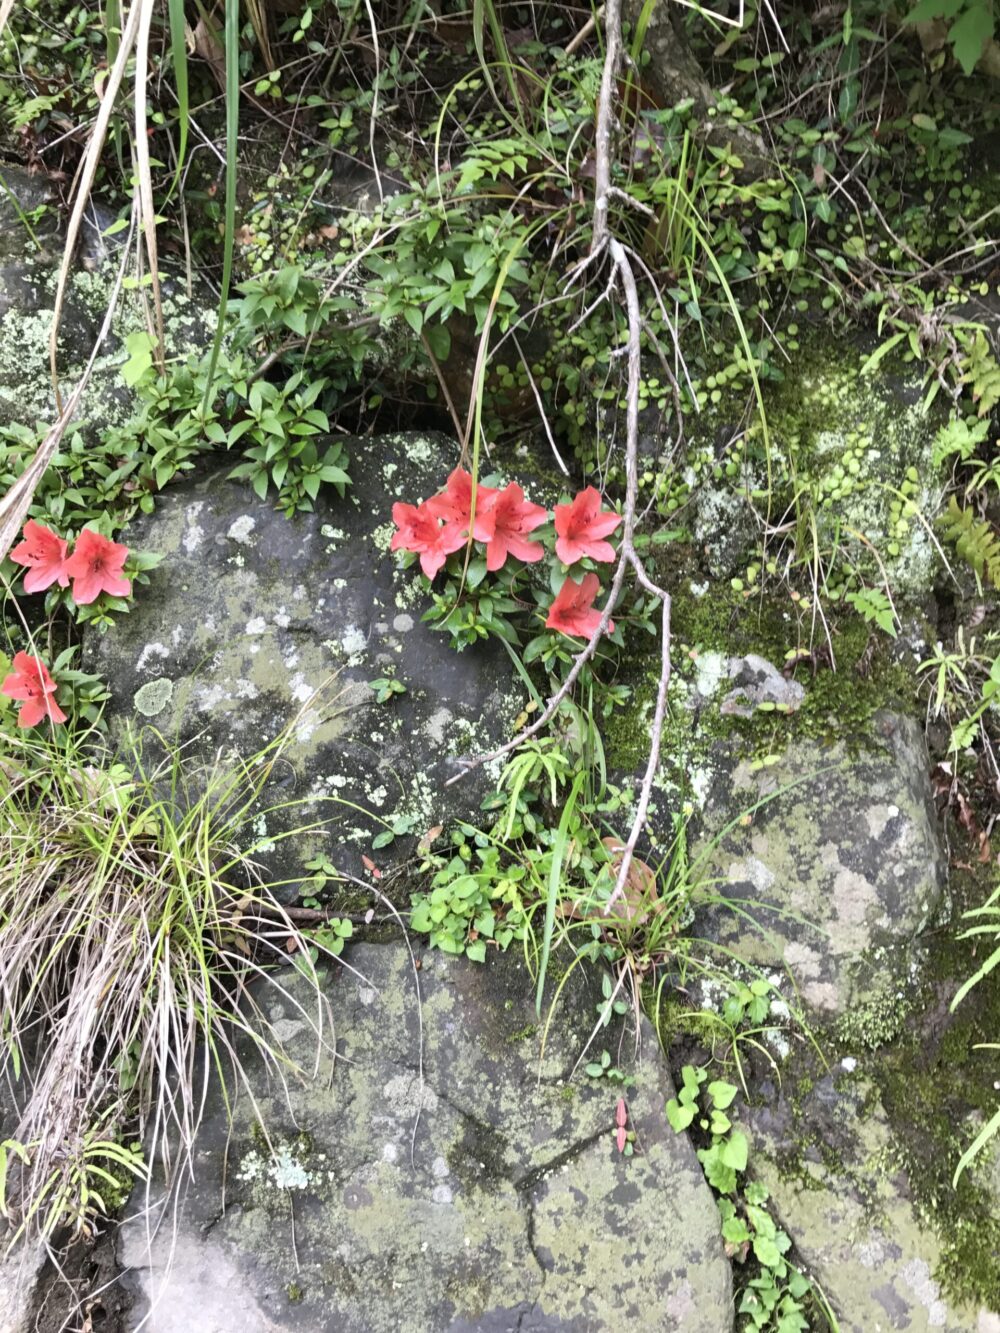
[{"left": 448, "top": 0, "right": 674, "bottom": 917}]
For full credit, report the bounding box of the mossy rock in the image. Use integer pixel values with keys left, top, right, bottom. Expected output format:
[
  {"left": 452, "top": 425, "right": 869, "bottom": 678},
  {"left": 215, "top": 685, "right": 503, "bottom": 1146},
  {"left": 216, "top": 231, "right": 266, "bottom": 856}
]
[
  {"left": 692, "top": 710, "right": 947, "bottom": 1018},
  {"left": 84, "top": 434, "right": 523, "bottom": 890},
  {"left": 744, "top": 1071, "right": 1000, "bottom": 1331},
  {"left": 118, "top": 943, "right": 733, "bottom": 1331}
]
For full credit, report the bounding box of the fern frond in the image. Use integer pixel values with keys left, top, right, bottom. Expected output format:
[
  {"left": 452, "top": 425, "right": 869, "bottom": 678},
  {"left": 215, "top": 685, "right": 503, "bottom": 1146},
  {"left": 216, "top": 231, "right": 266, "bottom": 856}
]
[{"left": 937, "top": 495, "right": 1000, "bottom": 585}]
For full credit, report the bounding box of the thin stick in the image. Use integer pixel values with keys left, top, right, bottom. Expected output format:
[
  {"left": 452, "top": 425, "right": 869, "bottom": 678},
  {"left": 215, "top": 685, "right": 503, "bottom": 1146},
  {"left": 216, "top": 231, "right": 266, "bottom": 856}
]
[
  {"left": 49, "top": 0, "right": 145, "bottom": 406},
  {"left": 445, "top": 0, "right": 675, "bottom": 921}
]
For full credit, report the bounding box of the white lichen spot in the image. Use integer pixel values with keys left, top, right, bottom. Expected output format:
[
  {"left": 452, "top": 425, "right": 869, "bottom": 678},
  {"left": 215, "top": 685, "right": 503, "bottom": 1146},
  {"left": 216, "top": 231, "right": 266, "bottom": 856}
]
[
  {"left": 252, "top": 814, "right": 275, "bottom": 854},
  {"left": 245, "top": 617, "right": 267, "bottom": 635},
  {"left": 133, "top": 677, "right": 173, "bottom": 717},
  {"left": 692, "top": 650, "right": 727, "bottom": 699},
  {"left": 371, "top": 522, "right": 395, "bottom": 555},
  {"left": 288, "top": 673, "right": 315, "bottom": 706},
  {"left": 392, "top": 613, "right": 414, "bottom": 633},
  {"left": 340, "top": 626, "right": 367, "bottom": 659},
  {"left": 238, "top": 1142, "right": 310, "bottom": 1192},
  {"left": 136, "top": 641, "right": 169, "bottom": 675},
  {"left": 196, "top": 684, "right": 227, "bottom": 711},
  {"left": 424, "top": 707, "right": 453, "bottom": 747},
  {"left": 227, "top": 515, "right": 256, "bottom": 544}
]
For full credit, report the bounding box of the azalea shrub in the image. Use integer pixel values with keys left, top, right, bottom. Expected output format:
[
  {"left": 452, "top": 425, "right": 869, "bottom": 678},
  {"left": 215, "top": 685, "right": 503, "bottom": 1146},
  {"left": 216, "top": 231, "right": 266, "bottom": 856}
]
[
  {"left": 8, "top": 519, "right": 162, "bottom": 628},
  {"left": 390, "top": 468, "right": 631, "bottom": 667},
  {"left": 1, "top": 519, "right": 157, "bottom": 732}
]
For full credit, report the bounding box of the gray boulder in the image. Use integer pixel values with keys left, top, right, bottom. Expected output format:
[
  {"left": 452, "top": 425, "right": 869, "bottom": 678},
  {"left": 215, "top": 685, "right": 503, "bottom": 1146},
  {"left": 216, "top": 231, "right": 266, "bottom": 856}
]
[
  {"left": 744, "top": 1072, "right": 999, "bottom": 1332},
  {"left": 693, "top": 711, "right": 946, "bottom": 1018},
  {"left": 85, "top": 433, "right": 523, "bottom": 889},
  {"left": 119, "top": 943, "right": 733, "bottom": 1332}
]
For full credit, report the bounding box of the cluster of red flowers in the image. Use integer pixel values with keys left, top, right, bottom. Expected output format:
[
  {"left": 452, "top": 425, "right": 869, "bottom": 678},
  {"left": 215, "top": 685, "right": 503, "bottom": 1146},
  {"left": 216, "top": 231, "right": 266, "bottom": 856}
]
[
  {"left": 1, "top": 521, "right": 133, "bottom": 729},
  {"left": 11, "top": 520, "right": 131, "bottom": 605},
  {"left": 391, "top": 469, "right": 621, "bottom": 638}
]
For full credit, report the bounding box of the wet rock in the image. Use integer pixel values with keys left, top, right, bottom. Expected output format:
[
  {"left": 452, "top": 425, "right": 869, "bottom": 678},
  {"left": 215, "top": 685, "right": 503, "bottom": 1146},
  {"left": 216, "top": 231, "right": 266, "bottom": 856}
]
[
  {"left": 687, "top": 651, "right": 806, "bottom": 717},
  {"left": 85, "top": 433, "right": 522, "bottom": 889},
  {"left": 744, "top": 1072, "right": 999, "bottom": 1332},
  {"left": 620, "top": 0, "right": 772, "bottom": 180},
  {"left": 0, "top": 250, "right": 210, "bottom": 446},
  {"left": 0, "top": 164, "right": 59, "bottom": 260},
  {"left": 0, "top": 1242, "right": 47, "bottom": 1333},
  {"left": 118, "top": 943, "right": 733, "bottom": 1332},
  {"left": 693, "top": 711, "right": 946, "bottom": 1018}
]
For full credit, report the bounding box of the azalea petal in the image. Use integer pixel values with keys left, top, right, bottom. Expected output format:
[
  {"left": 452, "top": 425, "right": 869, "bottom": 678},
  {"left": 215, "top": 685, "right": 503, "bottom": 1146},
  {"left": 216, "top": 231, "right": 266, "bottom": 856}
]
[
  {"left": 585, "top": 512, "right": 622, "bottom": 539},
  {"left": 26, "top": 562, "right": 70, "bottom": 594},
  {"left": 485, "top": 538, "right": 509, "bottom": 573},
  {"left": 579, "top": 539, "right": 618, "bottom": 563},
  {"left": 100, "top": 572, "right": 132, "bottom": 599},
  {"left": 419, "top": 548, "right": 448, "bottom": 580},
  {"left": 1, "top": 675, "right": 31, "bottom": 702},
  {"left": 70, "top": 573, "right": 104, "bottom": 605},
  {"left": 504, "top": 535, "right": 545, "bottom": 564},
  {"left": 555, "top": 537, "right": 585, "bottom": 565},
  {"left": 17, "top": 698, "right": 46, "bottom": 728}
]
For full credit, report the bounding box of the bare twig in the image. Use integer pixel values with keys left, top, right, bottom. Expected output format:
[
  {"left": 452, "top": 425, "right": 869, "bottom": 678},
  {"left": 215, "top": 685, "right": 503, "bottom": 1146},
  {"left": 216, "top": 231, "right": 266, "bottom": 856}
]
[{"left": 447, "top": 0, "right": 674, "bottom": 918}]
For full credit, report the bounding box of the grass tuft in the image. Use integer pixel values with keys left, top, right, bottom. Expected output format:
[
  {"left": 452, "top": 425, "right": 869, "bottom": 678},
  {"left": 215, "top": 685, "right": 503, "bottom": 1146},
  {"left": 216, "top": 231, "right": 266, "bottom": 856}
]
[{"left": 0, "top": 718, "right": 338, "bottom": 1244}]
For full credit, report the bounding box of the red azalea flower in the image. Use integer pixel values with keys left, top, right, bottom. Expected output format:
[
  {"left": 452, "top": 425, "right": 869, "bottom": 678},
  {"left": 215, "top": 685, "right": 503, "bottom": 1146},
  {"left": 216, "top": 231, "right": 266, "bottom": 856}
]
[
  {"left": 1, "top": 651, "right": 68, "bottom": 729},
  {"left": 477, "top": 482, "right": 548, "bottom": 572},
  {"left": 10, "top": 520, "right": 70, "bottom": 595},
  {"left": 554, "top": 487, "right": 621, "bottom": 565},
  {"left": 545, "top": 572, "right": 614, "bottom": 638},
  {"left": 63, "top": 529, "right": 132, "bottom": 605},
  {"left": 390, "top": 501, "right": 466, "bottom": 580},
  {"left": 425, "top": 468, "right": 497, "bottom": 541}
]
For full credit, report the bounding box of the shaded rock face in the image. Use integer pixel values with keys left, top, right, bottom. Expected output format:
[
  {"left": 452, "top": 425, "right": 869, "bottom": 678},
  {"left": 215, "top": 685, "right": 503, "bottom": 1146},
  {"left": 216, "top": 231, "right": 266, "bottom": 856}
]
[
  {"left": 694, "top": 711, "right": 946, "bottom": 1017},
  {"left": 744, "top": 1073, "right": 999, "bottom": 1332},
  {"left": 85, "top": 433, "right": 521, "bottom": 887},
  {"left": 119, "top": 944, "right": 733, "bottom": 1332},
  {"left": 690, "top": 335, "right": 945, "bottom": 590},
  {"left": 0, "top": 165, "right": 210, "bottom": 442}
]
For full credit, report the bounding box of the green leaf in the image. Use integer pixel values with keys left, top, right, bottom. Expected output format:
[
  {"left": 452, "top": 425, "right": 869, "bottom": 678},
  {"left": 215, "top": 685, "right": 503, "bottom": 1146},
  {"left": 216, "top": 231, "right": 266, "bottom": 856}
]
[
  {"left": 708, "top": 1080, "right": 738, "bottom": 1110},
  {"left": 720, "top": 1129, "right": 749, "bottom": 1172},
  {"left": 666, "top": 1099, "right": 696, "bottom": 1133},
  {"left": 950, "top": 1, "right": 994, "bottom": 74}
]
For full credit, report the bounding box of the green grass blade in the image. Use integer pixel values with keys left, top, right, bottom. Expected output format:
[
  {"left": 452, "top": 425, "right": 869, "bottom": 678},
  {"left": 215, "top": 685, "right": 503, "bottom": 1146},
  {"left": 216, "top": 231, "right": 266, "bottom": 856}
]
[
  {"left": 167, "top": 0, "right": 190, "bottom": 190},
  {"left": 201, "top": 0, "right": 239, "bottom": 410},
  {"left": 535, "top": 771, "right": 585, "bottom": 1015},
  {"left": 954, "top": 1104, "right": 1000, "bottom": 1186}
]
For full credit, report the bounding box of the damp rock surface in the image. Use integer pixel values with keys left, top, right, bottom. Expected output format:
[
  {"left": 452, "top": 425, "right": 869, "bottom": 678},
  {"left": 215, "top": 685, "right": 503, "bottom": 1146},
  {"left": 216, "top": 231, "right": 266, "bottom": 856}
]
[
  {"left": 744, "top": 1073, "right": 1000, "bottom": 1332},
  {"left": 85, "top": 433, "right": 521, "bottom": 887},
  {"left": 693, "top": 710, "right": 947, "bottom": 1017},
  {"left": 118, "top": 944, "right": 733, "bottom": 1332}
]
